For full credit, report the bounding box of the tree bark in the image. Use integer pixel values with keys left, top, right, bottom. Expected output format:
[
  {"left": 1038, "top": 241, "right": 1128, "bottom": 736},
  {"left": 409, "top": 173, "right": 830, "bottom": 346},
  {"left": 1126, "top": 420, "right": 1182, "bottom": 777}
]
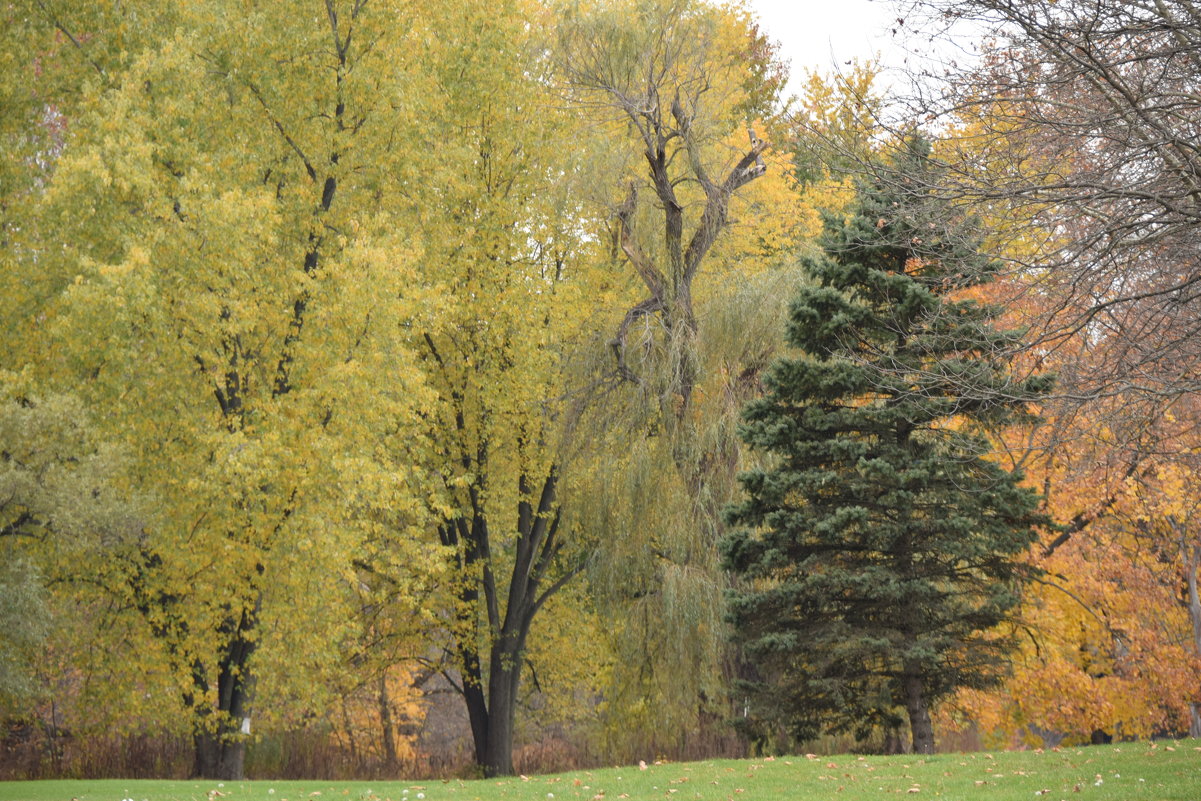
[
  {"left": 482, "top": 633, "right": 524, "bottom": 777},
  {"left": 903, "top": 672, "right": 935, "bottom": 755},
  {"left": 883, "top": 726, "right": 908, "bottom": 755},
  {"left": 192, "top": 726, "right": 246, "bottom": 781},
  {"left": 1186, "top": 541, "right": 1201, "bottom": 738},
  {"left": 435, "top": 462, "right": 579, "bottom": 777},
  {"left": 191, "top": 714, "right": 247, "bottom": 780},
  {"left": 379, "top": 672, "right": 398, "bottom": 770},
  {"left": 190, "top": 601, "right": 258, "bottom": 779}
]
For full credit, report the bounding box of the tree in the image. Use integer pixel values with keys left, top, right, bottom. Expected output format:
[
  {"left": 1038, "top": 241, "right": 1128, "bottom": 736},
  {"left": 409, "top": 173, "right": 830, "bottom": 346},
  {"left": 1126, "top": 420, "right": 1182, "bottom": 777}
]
[
  {"left": 0, "top": 557, "right": 47, "bottom": 713},
  {"left": 559, "top": 0, "right": 778, "bottom": 448},
  {"left": 5, "top": 0, "right": 624, "bottom": 779},
  {"left": 407, "top": 0, "right": 603, "bottom": 776},
  {"left": 884, "top": 0, "right": 1201, "bottom": 741},
  {"left": 1116, "top": 457, "right": 1201, "bottom": 738},
  {"left": 789, "top": 62, "right": 884, "bottom": 188},
  {"left": 946, "top": 415, "right": 1201, "bottom": 746},
  {"left": 5, "top": 0, "right": 446, "bottom": 779},
  {"left": 0, "top": 372, "right": 145, "bottom": 737},
  {"left": 555, "top": 0, "right": 810, "bottom": 755},
  {"left": 896, "top": 0, "right": 1201, "bottom": 509},
  {"left": 721, "top": 138, "right": 1052, "bottom": 754}
]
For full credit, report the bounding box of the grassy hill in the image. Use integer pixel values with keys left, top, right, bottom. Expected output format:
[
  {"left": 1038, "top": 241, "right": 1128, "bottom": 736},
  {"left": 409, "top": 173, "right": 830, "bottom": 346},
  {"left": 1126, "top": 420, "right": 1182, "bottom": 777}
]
[{"left": 2, "top": 740, "right": 1199, "bottom": 801}]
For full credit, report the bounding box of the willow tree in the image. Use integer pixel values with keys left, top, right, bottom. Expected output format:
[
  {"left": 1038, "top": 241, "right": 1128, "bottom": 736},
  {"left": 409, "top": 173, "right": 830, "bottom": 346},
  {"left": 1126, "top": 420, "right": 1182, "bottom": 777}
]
[
  {"left": 558, "top": 0, "right": 781, "bottom": 449},
  {"left": 555, "top": 0, "right": 815, "bottom": 757},
  {"left": 8, "top": 0, "right": 447, "bottom": 779}
]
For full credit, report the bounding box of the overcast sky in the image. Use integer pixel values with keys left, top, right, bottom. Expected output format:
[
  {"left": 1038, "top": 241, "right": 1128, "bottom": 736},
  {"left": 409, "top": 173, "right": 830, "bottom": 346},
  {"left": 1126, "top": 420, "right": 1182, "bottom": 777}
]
[
  {"left": 748, "top": 0, "right": 901, "bottom": 77},
  {"left": 745, "top": 0, "right": 966, "bottom": 98}
]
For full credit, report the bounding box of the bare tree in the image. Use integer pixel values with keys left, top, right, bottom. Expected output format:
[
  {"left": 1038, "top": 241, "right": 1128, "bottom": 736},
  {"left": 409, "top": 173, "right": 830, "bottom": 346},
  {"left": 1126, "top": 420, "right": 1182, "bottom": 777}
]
[
  {"left": 850, "top": 1, "right": 1201, "bottom": 558},
  {"left": 899, "top": 0, "right": 1201, "bottom": 410}
]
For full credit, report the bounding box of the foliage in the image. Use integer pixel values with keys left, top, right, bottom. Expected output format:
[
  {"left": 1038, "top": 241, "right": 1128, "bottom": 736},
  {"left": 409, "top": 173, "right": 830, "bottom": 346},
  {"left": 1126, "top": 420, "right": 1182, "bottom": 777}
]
[
  {"left": 789, "top": 62, "right": 884, "bottom": 187},
  {"left": 4, "top": 0, "right": 451, "bottom": 778},
  {"left": 945, "top": 419, "right": 1201, "bottom": 746},
  {"left": 722, "top": 138, "right": 1052, "bottom": 754},
  {"left": 896, "top": 0, "right": 1201, "bottom": 739},
  {"left": 10, "top": 0, "right": 1199, "bottom": 775},
  {"left": 554, "top": 0, "right": 831, "bottom": 756},
  {"left": 390, "top": 0, "right": 618, "bottom": 777},
  {"left": 0, "top": 373, "right": 144, "bottom": 714},
  {"left": 907, "top": 0, "right": 1201, "bottom": 452},
  {"left": 0, "top": 557, "right": 48, "bottom": 711}
]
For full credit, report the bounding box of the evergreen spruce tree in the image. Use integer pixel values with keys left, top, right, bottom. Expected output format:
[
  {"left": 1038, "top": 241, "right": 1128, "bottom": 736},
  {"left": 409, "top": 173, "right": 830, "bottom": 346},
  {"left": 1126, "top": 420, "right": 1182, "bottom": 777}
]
[{"left": 721, "top": 138, "right": 1053, "bottom": 754}]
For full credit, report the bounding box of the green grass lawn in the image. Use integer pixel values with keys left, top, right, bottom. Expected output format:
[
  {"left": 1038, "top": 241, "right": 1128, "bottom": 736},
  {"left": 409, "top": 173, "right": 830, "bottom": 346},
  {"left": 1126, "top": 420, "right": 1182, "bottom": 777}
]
[{"left": 2, "top": 741, "right": 1199, "bottom": 801}]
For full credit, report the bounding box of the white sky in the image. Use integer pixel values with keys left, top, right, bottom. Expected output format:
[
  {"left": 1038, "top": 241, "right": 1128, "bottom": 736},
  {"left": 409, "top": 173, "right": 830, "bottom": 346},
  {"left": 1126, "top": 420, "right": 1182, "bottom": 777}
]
[
  {"left": 745, "top": 0, "right": 968, "bottom": 98},
  {"left": 748, "top": 0, "right": 902, "bottom": 80}
]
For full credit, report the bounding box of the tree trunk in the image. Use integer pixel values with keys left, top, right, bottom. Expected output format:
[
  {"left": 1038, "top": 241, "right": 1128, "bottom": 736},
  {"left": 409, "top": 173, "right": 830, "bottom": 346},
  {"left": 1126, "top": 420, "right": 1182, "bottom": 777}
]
[
  {"left": 379, "top": 672, "right": 398, "bottom": 770},
  {"left": 457, "top": 633, "right": 491, "bottom": 768},
  {"left": 483, "top": 636, "right": 523, "bottom": 777},
  {"left": 1186, "top": 542, "right": 1201, "bottom": 739},
  {"left": 190, "top": 602, "right": 258, "bottom": 779},
  {"left": 883, "top": 726, "right": 908, "bottom": 755},
  {"left": 192, "top": 722, "right": 246, "bottom": 780},
  {"left": 452, "top": 605, "right": 527, "bottom": 778},
  {"left": 903, "top": 672, "right": 935, "bottom": 755},
  {"left": 435, "top": 461, "right": 573, "bottom": 778}
]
